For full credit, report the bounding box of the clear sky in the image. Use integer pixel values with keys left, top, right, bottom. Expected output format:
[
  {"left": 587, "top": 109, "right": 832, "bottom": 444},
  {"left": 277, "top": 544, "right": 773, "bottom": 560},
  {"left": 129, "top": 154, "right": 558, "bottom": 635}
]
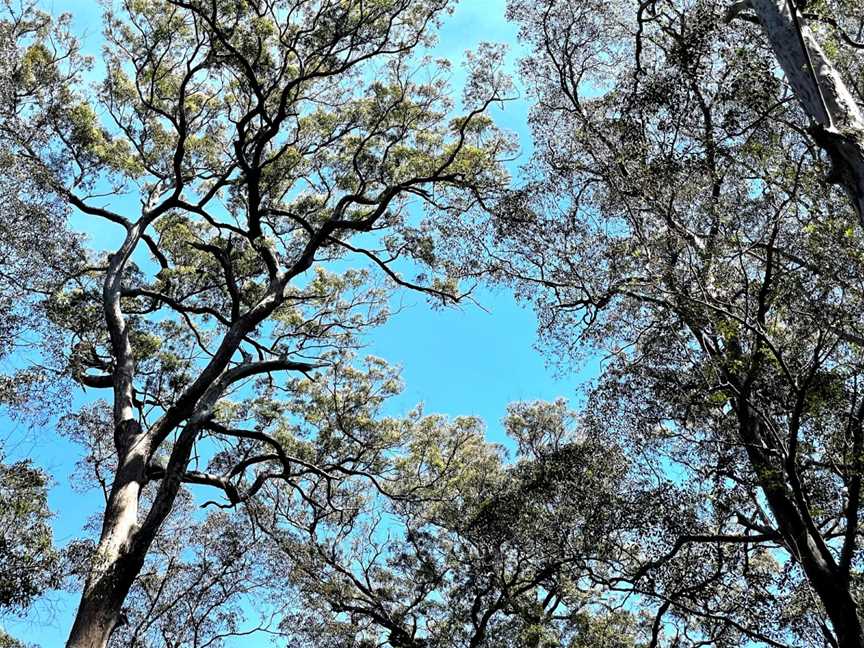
[{"left": 3, "top": 1, "right": 594, "bottom": 644}]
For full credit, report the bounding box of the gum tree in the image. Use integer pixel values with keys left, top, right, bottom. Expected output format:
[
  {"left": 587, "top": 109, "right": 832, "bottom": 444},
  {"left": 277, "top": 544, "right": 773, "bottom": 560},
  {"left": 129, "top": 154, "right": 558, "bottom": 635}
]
[
  {"left": 477, "top": 0, "right": 864, "bottom": 645},
  {"left": 1, "top": 1, "right": 511, "bottom": 645}
]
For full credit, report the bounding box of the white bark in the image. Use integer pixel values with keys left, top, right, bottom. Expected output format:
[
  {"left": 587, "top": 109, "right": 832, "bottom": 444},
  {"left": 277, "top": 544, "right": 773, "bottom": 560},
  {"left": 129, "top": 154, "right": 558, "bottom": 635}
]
[{"left": 749, "top": 0, "right": 864, "bottom": 222}]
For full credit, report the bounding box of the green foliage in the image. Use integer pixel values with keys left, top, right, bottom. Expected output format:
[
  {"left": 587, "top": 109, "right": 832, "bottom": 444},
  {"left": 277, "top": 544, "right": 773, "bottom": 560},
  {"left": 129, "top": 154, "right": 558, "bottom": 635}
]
[
  {"left": 271, "top": 396, "right": 664, "bottom": 647},
  {"left": 568, "top": 610, "right": 638, "bottom": 648},
  {"left": 0, "top": 449, "right": 60, "bottom": 612},
  {"left": 468, "top": 0, "right": 864, "bottom": 644},
  {"left": 0, "top": 629, "right": 32, "bottom": 648}
]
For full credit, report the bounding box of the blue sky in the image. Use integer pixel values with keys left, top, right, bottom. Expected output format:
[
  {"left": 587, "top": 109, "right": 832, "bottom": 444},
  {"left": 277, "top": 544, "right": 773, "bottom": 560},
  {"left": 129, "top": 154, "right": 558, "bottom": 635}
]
[{"left": 3, "top": 1, "right": 594, "bottom": 644}]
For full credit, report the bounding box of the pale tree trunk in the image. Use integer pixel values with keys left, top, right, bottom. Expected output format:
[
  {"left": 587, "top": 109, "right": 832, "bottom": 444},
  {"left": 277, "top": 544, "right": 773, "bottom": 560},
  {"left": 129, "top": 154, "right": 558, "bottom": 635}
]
[
  {"left": 66, "top": 423, "right": 150, "bottom": 647},
  {"left": 67, "top": 225, "right": 153, "bottom": 648},
  {"left": 746, "top": 0, "right": 864, "bottom": 222},
  {"left": 66, "top": 419, "right": 203, "bottom": 647}
]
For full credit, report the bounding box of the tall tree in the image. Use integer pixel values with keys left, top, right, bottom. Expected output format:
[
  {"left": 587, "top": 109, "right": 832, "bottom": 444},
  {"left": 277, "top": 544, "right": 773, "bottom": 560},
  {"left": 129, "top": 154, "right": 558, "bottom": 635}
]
[
  {"left": 472, "top": 0, "right": 864, "bottom": 645},
  {"left": 1, "top": 1, "right": 511, "bottom": 645}
]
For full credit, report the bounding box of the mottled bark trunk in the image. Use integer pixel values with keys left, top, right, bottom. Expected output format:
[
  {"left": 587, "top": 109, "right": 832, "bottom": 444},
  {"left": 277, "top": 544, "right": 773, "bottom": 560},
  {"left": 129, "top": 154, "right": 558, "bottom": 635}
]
[
  {"left": 66, "top": 422, "right": 150, "bottom": 648},
  {"left": 66, "top": 548, "right": 140, "bottom": 648},
  {"left": 749, "top": 0, "right": 864, "bottom": 222}
]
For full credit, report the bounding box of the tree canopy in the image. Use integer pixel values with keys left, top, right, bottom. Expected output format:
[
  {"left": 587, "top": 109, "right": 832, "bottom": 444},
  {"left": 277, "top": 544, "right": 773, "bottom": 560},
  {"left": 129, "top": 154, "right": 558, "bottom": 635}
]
[
  {"left": 468, "top": 0, "right": 864, "bottom": 646},
  {"left": 3, "top": 0, "right": 864, "bottom": 647}
]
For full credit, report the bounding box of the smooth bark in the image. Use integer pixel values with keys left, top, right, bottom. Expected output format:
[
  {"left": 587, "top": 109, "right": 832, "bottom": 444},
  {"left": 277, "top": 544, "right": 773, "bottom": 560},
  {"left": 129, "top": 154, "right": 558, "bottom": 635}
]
[
  {"left": 748, "top": 0, "right": 864, "bottom": 222},
  {"left": 66, "top": 424, "right": 149, "bottom": 646}
]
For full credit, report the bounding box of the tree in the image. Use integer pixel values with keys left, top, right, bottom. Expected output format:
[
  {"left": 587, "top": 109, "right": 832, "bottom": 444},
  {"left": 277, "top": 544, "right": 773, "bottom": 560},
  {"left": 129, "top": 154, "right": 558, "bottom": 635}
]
[
  {"left": 478, "top": 0, "right": 864, "bottom": 645},
  {"left": 0, "top": 448, "right": 61, "bottom": 648},
  {"left": 264, "top": 399, "right": 664, "bottom": 648},
  {"left": 1, "top": 1, "right": 511, "bottom": 645},
  {"left": 0, "top": 449, "right": 60, "bottom": 613}
]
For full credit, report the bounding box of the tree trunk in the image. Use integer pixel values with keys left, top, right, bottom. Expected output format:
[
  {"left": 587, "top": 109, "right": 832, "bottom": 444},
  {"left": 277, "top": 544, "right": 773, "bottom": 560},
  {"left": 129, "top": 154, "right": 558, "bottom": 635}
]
[
  {"left": 778, "top": 507, "right": 864, "bottom": 648},
  {"left": 736, "top": 405, "right": 864, "bottom": 648},
  {"left": 738, "top": 6, "right": 864, "bottom": 642},
  {"left": 748, "top": 0, "right": 864, "bottom": 222},
  {"left": 66, "top": 422, "right": 150, "bottom": 648},
  {"left": 66, "top": 418, "right": 203, "bottom": 647}
]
